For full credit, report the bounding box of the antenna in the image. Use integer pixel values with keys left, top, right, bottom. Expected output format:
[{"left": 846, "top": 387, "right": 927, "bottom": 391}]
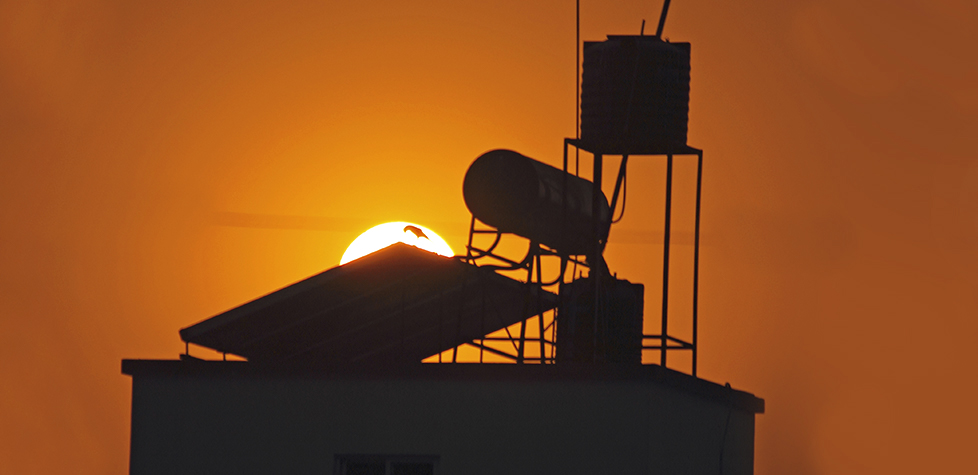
[
  {"left": 656, "top": 0, "right": 671, "bottom": 37},
  {"left": 575, "top": 0, "right": 581, "bottom": 176}
]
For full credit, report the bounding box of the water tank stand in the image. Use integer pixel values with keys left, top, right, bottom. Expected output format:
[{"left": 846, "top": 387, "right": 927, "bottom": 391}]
[{"left": 564, "top": 138, "right": 703, "bottom": 376}]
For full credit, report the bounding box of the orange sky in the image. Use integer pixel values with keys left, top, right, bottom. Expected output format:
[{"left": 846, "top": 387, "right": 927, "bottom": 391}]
[{"left": 2, "top": 0, "right": 977, "bottom": 473}]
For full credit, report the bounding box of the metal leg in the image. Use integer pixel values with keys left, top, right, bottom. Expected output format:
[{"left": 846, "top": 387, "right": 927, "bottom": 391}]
[
  {"left": 537, "top": 252, "right": 546, "bottom": 363},
  {"left": 661, "top": 154, "right": 673, "bottom": 367},
  {"left": 692, "top": 151, "right": 702, "bottom": 376},
  {"left": 592, "top": 153, "right": 603, "bottom": 362},
  {"left": 480, "top": 279, "right": 486, "bottom": 363},
  {"left": 517, "top": 251, "right": 534, "bottom": 364},
  {"left": 438, "top": 290, "right": 444, "bottom": 363}
]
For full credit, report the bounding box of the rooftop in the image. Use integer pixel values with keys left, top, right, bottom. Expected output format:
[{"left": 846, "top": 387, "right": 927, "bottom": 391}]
[{"left": 122, "top": 359, "right": 764, "bottom": 414}]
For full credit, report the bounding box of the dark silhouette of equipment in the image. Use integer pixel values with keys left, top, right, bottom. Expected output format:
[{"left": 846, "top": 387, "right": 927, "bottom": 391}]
[
  {"left": 403, "top": 225, "right": 429, "bottom": 240},
  {"left": 129, "top": 5, "right": 764, "bottom": 474},
  {"left": 580, "top": 36, "right": 691, "bottom": 154},
  {"left": 183, "top": 0, "right": 702, "bottom": 374},
  {"left": 461, "top": 0, "right": 702, "bottom": 372},
  {"left": 463, "top": 149, "right": 610, "bottom": 256},
  {"left": 557, "top": 277, "right": 644, "bottom": 364},
  {"left": 180, "top": 243, "right": 557, "bottom": 367}
]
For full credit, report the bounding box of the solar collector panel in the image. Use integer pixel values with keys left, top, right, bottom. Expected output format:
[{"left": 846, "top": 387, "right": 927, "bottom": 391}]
[{"left": 179, "top": 243, "right": 557, "bottom": 367}]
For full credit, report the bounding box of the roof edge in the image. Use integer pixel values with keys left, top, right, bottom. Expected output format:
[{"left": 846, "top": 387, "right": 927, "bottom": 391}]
[{"left": 122, "top": 359, "right": 764, "bottom": 414}]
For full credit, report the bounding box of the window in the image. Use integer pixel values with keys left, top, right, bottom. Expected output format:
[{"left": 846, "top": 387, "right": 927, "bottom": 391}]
[{"left": 335, "top": 454, "right": 438, "bottom": 475}]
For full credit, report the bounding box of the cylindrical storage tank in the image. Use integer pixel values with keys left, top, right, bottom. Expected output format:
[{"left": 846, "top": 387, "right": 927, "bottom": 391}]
[
  {"left": 463, "top": 149, "right": 611, "bottom": 256},
  {"left": 580, "top": 35, "right": 691, "bottom": 153}
]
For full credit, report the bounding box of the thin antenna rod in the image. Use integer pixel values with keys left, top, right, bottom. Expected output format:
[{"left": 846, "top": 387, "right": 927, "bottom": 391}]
[
  {"left": 575, "top": 0, "right": 581, "bottom": 176},
  {"left": 655, "top": 0, "right": 671, "bottom": 37}
]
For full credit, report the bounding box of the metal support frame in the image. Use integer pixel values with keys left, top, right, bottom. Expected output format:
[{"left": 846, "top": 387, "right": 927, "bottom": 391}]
[
  {"left": 445, "top": 139, "right": 703, "bottom": 375},
  {"left": 564, "top": 138, "right": 702, "bottom": 376},
  {"left": 453, "top": 218, "right": 566, "bottom": 364}
]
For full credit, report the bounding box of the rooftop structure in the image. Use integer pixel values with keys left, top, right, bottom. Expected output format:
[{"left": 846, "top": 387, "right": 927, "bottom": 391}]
[{"left": 123, "top": 5, "right": 764, "bottom": 472}]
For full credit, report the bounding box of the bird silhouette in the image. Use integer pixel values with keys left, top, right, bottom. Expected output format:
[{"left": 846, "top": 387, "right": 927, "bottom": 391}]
[{"left": 403, "top": 225, "right": 429, "bottom": 240}]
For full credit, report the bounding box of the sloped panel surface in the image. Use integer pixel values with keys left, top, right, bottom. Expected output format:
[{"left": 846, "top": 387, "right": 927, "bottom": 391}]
[{"left": 180, "top": 243, "right": 557, "bottom": 367}]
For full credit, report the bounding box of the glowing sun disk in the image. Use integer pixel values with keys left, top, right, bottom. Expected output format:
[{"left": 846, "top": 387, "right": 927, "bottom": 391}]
[{"left": 340, "top": 222, "right": 454, "bottom": 265}]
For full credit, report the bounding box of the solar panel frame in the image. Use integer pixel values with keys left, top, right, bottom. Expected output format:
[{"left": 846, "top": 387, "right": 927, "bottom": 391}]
[{"left": 180, "top": 243, "right": 558, "bottom": 367}]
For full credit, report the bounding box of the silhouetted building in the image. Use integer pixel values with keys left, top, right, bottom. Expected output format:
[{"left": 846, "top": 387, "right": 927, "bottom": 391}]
[
  {"left": 123, "top": 244, "right": 763, "bottom": 475},
  {"left": 124, "top": 21, "right": 765, "bottom": 474}
]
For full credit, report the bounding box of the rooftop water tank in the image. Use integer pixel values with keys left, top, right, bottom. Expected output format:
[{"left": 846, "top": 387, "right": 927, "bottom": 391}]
[{"left": 580, "top": 35, "right": 691, "bottom": 154}]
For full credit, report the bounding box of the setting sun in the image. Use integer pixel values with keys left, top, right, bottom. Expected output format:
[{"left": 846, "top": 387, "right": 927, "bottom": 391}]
[{"left": 340, "top": 222, "right": 454, "bottom": 265}]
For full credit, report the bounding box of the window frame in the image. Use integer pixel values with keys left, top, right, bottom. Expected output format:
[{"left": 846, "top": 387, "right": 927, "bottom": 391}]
[{"left": 333, "top": 453, "right": 439, "bottom": 475}]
